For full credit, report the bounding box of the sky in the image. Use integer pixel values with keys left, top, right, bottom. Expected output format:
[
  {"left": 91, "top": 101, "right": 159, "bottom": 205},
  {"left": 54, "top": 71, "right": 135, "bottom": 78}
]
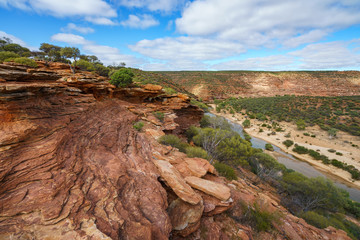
[{"left": 0, "top": 0, "right": 360, "bottom": 71}]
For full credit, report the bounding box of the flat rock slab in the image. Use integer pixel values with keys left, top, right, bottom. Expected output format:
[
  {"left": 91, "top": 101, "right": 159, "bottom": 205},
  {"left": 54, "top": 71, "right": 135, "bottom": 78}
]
[
  {"left": 185, "top": 176, "right": 231, "bottom": 201},
  {"left": 154, "top": 160, "right": 202, "bottom": 205}
]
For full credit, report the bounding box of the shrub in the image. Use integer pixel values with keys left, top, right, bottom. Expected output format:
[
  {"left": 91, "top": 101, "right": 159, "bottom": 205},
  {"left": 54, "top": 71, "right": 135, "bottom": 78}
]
[
  {"left": 186, "top": 146, "right": 208, "bottom": 159},
  {"left": 109, "top": 68, "right": 134, "bottom": 87},
  {"left": 283, "top": 140, "right": 294, "bottom": 148},
  {"left": 242, "top": 119, "right": 250, "bottom": 128},
  {"left": 300, "top": 211, "right": 329, "bottom": 229},
  {"left": 303, "top": 132, "right": 310, "bottom": 136},
  {"left": 328, "top": 149, "right": 336, "bottom": 153},
  {"left": 185, "top": 125, "right": 200, "bottom": 142},
  {"left": 244, "top": 132, "right": 252, "bottom": 142},
  {"left": 5, "top": 57, "right": 37, "bottom": 67},
  {"left": 190, "top": 99, "right": 209, "bottom": 111},
  {"left": 296, "top": 119, "right": 306, "bottom": 130},
  {"left": 214, "top": 162, "right": 237, "bottom": 180},
  {"left": 133, "top": 121, "right": 144, "bottom": 131},
  {"left": 336, "top": 152, "right": 343, "bottom": 156},
  {"left": 159, "top": 134, "right": 189, "bottom": 153},
  {"left": 265, "top": 143, "right": 274, "bottom": 151},
  {"left": 164, "top": 87, "right": 177, "bottom": 94},
  {"left": 293, "top": 144, "right": 308, "bottom": 154},
  {"left": 0, "top": 51, "right": 19, "bottom": 62},
  {"left": 153, "top": 111, "right": 164, "bottom": 122}
]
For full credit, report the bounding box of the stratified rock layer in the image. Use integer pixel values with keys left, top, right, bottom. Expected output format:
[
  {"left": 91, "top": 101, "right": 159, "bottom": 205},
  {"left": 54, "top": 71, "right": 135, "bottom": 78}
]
[{"left": 0, "top": 62, "right": 354, "bottom": 240}]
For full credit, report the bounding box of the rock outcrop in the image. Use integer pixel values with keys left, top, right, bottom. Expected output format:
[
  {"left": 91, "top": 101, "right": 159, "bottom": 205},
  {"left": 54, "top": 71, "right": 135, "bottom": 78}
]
[
  {"left": 0, "top": 62, "right": 353, "bottom": 239},
  {"left": 159, "top": 71, "right": 360, "bottom": 100}
]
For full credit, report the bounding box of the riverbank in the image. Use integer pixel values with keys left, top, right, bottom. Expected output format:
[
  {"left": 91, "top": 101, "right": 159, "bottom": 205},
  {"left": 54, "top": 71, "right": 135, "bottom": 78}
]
[{"left": 210, "top": 106, "right": 360, "bottom": 189}]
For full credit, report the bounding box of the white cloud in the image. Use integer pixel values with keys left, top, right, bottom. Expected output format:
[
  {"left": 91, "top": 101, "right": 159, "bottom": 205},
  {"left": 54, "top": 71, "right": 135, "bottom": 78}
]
[
  {"left": 120, "top": 14, "right": 159, "bottom": 29},
  {"left": 0, "top": 30, "right": 28, "bottom": 47},
  {"left": 213, "top": 55, "right": 295, "bottom": 71},
  {"left": 51, "top": 33, "right": 90, "bottom": 45},
  {"left": 0, "top": 0, "right": 117, "bottom": 24},
  {"left": 61, "top": 23, "right": 94, "bottom": 34},
  {"left": 289, "top": 41, "right": 360, "bottom": 69},
  {"left": 85, "top": 17, "right": 117, "bottom": 26},
  {"left": 117, "top": 0, "right": 184, "bottom": 12},
  {"left": 130, "top": 37, "right": 245, "bottom": 61},
  {"left": 50, "top": 33, "right": 143, "bottom": 66},
  {"left": 283, "top": 30, "right": 329, "bottom": 48},
  {"left": 176, "top": 0, "right": 360, "bottom": 47},
  {"left": 0, "top": 30, "right": 37, "bottom": 50}
]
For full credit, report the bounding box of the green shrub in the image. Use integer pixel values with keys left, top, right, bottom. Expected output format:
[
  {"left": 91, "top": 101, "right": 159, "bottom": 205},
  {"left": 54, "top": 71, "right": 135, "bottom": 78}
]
[
  {"left": 190, "top": 99, "right": 209, "bottom": 111},
  {"left": 244, "top": 132, "right": 252, "bottom": 142},
  {"left": 0, "top": 51, "right": 19, "bottom": 62},
  {"left": 328, "top": 149, "right": 336, "bottom": 153},
  {"left": 303, "top": 132, "right": 310, "bottom": 136},
  {"left": 296, "top": 119, "right": 306, "bottom": 130},
  {"left": 5, "top": 57, "right": 37, "bottom": 67},
  {"left": 336, "top": 152, "right": 343, "bottom": 156},
  {"left": 153, "top": 111, "right": 164, "bottom": 122},
  {"left": 265, "top": 143, "right": 274, "bottom": 151},
  {"left": 133, "top": 121, "right": 144, "bottom": 131},
  {"left": 293, "top": 144, "right": 309, "bottom": 154},
  {"left": 242, "top": 119, "right": 250, "bottom": 128},
  {"left": 164, "top": 87, "right": 177, "bottom": 94},
  {"left": 300, "top": 211, "right": 329, "bottom": 229},
  {"left": 283, "top": 140, "right": 294, "bottom": 148},
  {"left": 109, "top": 68, "right": 134, "bottom": 87},
  {"left": 159, "top": 134, "right": 189, "bottom": 153},
  {"left": 214, "top": 162, "right": 237, "bottom": 180},
  {"left": 186, "top": 146, "right": 208, "bottom": 159}
]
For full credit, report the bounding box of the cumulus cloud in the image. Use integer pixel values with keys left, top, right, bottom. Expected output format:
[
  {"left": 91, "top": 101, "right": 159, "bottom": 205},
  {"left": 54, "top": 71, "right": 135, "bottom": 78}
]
[
  {"left": 61, "top": 23, "right": 94, "bottom": 34},
  {"left": 212, "top": 55, "right": 295, "bottom": 71},
  {"left": 289, "top": 41, "right": 360, "bottom": 69},
  {"left": 51, "top": 33, "right": 90, "bottom": 45},
  {"left": 120, "top": 14, "right": 159, "bottom": 29},
  {"left": 117, "top": 0, "right": 184, "bottom": 12},
  {"left": 0, "top": 30, "right": 28, "bottom": 47},
  {"left": 0, "top": 0, "right": 117, "bottom": 24},
  {"left": 0, "top": 30, "right": 37, "bottom": 50},
  {"left": 176, "top": 0, "right": 360, "bottom": 47},
  {"left": 50, "top": 33, "right": 142, "bottom": 66},
  {"left": 130, "top": 36, "right": 245, "bottom": 61}
]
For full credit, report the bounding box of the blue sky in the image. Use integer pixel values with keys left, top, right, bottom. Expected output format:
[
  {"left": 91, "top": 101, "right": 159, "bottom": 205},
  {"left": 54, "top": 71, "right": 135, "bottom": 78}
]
[{"left": 1, "top": 0, "right": 360, "bottom": 71}]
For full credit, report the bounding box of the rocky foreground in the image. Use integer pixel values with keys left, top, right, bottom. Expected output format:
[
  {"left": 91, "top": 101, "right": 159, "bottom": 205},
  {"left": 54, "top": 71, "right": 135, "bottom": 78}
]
[{"left": 0, "top": 62, "right": 352, "bottom": 239}]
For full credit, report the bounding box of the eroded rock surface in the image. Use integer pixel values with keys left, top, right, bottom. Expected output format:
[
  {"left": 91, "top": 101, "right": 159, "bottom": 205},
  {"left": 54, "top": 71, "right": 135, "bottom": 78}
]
[{"left": 0, "top": 62, "right": 354, "bottom": 240}]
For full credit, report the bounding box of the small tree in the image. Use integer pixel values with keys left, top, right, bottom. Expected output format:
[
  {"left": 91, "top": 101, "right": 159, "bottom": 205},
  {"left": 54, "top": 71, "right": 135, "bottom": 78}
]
[
  {"left": 328, "top": 128, "right": 338, "bottom": 139},
  {"left": 296, "top": 119, "right": 306, "bottom": 130},
  {"left": 60, "top": 47, "right": 80, "bottom": 72},
  {"left": 109, "top": 68, "right": 134, "bottom": 87},
  {"left": 242, "top": 119, "right": 251, "bottom": 128}
]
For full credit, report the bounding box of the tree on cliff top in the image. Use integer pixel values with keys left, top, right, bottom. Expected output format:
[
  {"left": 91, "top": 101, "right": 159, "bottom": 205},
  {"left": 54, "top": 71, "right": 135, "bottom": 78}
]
[
  {"left": 60, "top": 47, "right": 80, "bottom": 73},
  {"left": 109, "top": 68, "right": 134, "bottom": 87}
]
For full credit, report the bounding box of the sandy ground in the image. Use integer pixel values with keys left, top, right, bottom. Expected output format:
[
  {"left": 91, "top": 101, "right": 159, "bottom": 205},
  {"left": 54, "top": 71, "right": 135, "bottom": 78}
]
[{"left": 209, "top": 106, "right": 360, "bottom": 188}]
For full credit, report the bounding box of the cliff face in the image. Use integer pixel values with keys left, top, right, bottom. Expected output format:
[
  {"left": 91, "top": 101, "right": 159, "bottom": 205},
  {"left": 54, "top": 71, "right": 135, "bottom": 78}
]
[
  {"left": 0, "top": 62, "right": 352, "bottom": 239},
  {"left": 159, "top": 71, "right": 360, "bottom": 100}
]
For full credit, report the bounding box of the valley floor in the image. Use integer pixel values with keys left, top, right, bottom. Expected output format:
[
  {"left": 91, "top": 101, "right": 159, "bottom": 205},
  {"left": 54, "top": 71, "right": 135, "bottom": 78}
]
[{"left": 210, "top": 106, "right": 360, "bottom": 189}]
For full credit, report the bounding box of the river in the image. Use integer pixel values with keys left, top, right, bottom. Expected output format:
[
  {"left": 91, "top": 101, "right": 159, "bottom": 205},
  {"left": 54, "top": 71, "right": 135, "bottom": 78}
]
[{"left": 206, "top": 113, "right": 360, "bottom": 202}]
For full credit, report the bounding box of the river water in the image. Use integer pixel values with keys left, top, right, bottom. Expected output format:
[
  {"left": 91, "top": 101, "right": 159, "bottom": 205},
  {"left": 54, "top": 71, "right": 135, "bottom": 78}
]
[{"left": 206, "top": 113, "right": 360, "bottom": 202}]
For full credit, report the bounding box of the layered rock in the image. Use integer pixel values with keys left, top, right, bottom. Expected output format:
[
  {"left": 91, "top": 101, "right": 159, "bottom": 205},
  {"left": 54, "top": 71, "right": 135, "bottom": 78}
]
[{"left": 0, "top": 62, "right": 354, "bottom": 240}]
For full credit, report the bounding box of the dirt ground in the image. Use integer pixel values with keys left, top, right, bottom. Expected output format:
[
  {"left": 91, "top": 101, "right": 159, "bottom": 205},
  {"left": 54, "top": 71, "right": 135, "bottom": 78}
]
[{"left": 210, "top": 106, "right": 360, "bottom": 188}]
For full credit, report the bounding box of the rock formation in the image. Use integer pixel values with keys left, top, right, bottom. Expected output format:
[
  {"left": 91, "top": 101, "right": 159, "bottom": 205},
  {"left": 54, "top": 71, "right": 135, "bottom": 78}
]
[
  {"left": 159, "top": 71, "right": 360, "bottom": 100},
  {"left": 0, "top": 62, "right": 352, "bottom": 239}
]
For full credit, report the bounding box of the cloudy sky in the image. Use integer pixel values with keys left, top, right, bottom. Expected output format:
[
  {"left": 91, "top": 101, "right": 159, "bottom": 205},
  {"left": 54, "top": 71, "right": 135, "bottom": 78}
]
[{"left": 1, "top": 0, "right": 360, "bottom": 70}]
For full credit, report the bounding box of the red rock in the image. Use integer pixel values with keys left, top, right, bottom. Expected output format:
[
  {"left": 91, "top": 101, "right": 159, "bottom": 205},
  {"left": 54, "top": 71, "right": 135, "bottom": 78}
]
[
  {"left": 185, "top": 176, "right": 231, "bottom": 201},
  {"left": 153, "top": 160, "right": 202, "bottom": 205},
  {"left": 168, "top": 198, "right": 204, "bottom": 237},
  {"left": 144, "top": 84, "right": 163, "bottom": 91}
]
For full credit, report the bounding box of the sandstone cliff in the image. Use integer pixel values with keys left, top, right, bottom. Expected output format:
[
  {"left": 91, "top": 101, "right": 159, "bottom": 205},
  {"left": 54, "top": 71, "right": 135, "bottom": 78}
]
[
  {"left": 0, "top": 62, "right": 352, "bottom": 239},
  {"left": 158, "top": 71, "right": 360, "bottom": 100}
]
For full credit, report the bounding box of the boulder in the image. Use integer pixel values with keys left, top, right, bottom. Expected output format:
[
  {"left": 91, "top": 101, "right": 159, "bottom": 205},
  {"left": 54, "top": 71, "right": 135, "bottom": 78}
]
[{"left": 185, "top": 176, "right": 231, "bottom": 201}]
